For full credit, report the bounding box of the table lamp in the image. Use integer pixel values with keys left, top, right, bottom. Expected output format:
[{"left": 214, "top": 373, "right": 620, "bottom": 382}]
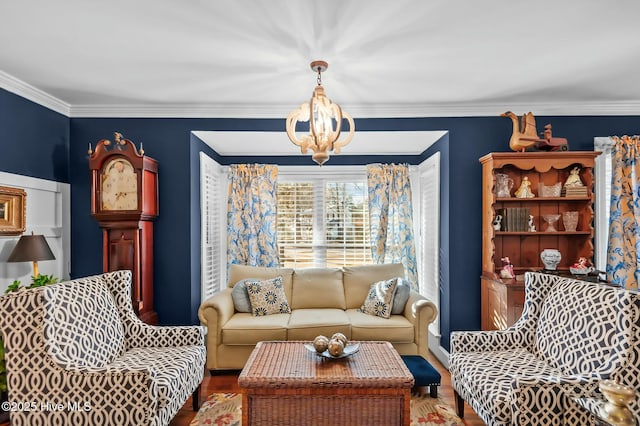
[{"left": 7, "top": 233, "right": 55, "bottom": 277}]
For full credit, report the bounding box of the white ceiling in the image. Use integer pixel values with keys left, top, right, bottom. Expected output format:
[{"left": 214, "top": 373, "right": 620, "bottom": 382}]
[{"left": 1, "top": 0, "right": 640, "bottom": 122}]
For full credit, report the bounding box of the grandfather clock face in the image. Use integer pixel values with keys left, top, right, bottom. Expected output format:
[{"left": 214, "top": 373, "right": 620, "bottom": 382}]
[{"left": 100, "top": 158, "right": 138, "bottom": 211}]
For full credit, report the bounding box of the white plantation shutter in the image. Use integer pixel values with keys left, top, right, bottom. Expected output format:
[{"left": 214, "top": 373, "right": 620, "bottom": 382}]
[
  {"left": 594, "top": 137, "right": 614, "bottom": 271},
  {"left": 277, "top": 167, "right": 371, "bottom": 268},
  {"left": 277, "top": 182, "right": 315, "bottom": 267},
  {"left": 324, "top": 182, "right": 371, "bottom": 268},
  {"left": 200, "top": 152, "right": 225, "bottom": 301},
  {"left": 419, "top": 152, "right": 440, "bottom": 335}
]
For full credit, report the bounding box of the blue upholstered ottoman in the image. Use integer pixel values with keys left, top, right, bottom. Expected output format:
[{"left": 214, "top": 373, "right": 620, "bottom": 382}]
[{"left": 401, "top": 355, "right": 441, "bottom": 397}]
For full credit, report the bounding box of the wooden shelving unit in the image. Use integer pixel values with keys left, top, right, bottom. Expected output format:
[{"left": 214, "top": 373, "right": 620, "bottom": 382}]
[{"left": 479, "top": 151, "right": 600, "bottom": 330}]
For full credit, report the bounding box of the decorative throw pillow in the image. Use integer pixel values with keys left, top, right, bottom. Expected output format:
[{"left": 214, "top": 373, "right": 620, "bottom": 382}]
[
  {"left": 231, "top": 279, "right": 253, "bottom": 313},
  {"left": 391, "top": 278, "right": 411, "bottom": 315},
  {"left": 246, "top": 276, "right": 292, "bottom": 316},
  {"left": 360, "top": 278, "right": 398, "bottom": 319}
]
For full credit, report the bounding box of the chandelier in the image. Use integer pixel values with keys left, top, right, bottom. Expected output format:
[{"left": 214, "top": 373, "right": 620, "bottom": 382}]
[{"left": 286, "top": 60, "right": 355, "bottom": 166}]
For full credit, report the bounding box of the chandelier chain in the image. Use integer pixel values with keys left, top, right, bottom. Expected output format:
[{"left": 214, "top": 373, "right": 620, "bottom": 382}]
[{"left": 317, "top": 69, "right": 322, "bottom": 86}]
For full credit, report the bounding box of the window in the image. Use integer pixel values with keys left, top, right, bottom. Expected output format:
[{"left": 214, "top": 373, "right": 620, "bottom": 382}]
[
  {"left": 277, "top": 170, "right": 372, "bottom": 268},
  {"left": 277, "top": 182, "right": 314, "bottom": 267},
  {"left": 324, "top": 182, "right": 371, "bottom": 267},
  {"left": 198, "top": 163, "right": 436, "bottom": 300}
]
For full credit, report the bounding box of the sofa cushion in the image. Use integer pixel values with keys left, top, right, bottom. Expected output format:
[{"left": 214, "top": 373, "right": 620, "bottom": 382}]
[
  {"left": 231, "top": 279, "right": 252, "bottom": 312},
  {"left": 110, "top": 345, "right": 206, "bottom": 414},
  {"left": 222, "top": 313, "right": 289, "bottom": 344},
  {"left": 391, "top": 278, "right": 411, "bottom": 314},
  {"left": 360, "top": 278, "right": 398, "bottom": 318},
  {"left": 227, "top": 264, "right": 294, "bottom": 306},
  {"left": 246, "top": 276, "right": 291, "bottom": 316},
  {"left": 291, "top": 268, "right": 346, "bottom": 309},
  {"left": 287, "top": 309, "right": 351, "bottom": 340},
  {"left": 346, "top": 309, "right": 414, "bottom": 342},
  {"left": 343, "top": 263, "right": 405, "bottom": 309},
  {"left": 450, "top": 348, "right": 562, "bottom": 424}
]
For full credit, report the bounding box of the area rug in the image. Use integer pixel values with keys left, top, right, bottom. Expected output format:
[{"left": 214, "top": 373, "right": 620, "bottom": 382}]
[{"left": 189, "top": 392, "right": 464, "bottom": 425}]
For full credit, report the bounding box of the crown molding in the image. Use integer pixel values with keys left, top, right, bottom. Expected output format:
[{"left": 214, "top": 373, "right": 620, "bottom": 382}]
[
  {"left": 0, "top": 70, "right": 70, "bottom": 116},
  {"left": 345, "top": 101, "right": 640, "bottom": 118},
  {"left": 2, "top": 70, "right": 640, "bottom": 118},
  {"left": 70, "top": 101, "right": 640, "bottom": 118},
  {"left": 69, "top": 104, "right": 291, "bottom": 118}
]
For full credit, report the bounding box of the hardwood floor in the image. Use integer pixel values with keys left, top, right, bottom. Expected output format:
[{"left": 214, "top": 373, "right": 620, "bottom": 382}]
[{"left": 170, "top": 350, "right": 486, "bottom": 425}]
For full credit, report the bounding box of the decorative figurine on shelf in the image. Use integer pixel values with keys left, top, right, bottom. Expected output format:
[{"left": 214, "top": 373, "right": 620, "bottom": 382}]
[
  {"left": 493, "top": 214, "right": 503, "bottom": 231},
  {"left": 573, "top": 257, "right": 590, "bottom": 269},
  {"left": 569, "top": 257, "right": 595, "bottom": 275},
  {"left": 528, "top": 215, "right": 536, "bottom": 232},
  {"left": 515, "top": 176, "right": 535, "bottom": 198},
  {"left": 564, "top": 166, "right": 585, "bottom": 187},
  {"left": 500, "top": 257, "right": 515, "bottom": 279}
]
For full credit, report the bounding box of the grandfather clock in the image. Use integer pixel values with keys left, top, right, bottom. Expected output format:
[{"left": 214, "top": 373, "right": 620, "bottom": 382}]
[{"left": 89, "top": 132, "right": 159, "bottom": 324}]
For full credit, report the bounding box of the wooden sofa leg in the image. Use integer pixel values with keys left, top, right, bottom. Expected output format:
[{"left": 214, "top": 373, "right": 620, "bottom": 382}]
[
  {"left": 192, "top": 385, "right": 200, "bottom": 411},
  {"left": 454, "top": 390, "right": 465, "bottom": 419}
]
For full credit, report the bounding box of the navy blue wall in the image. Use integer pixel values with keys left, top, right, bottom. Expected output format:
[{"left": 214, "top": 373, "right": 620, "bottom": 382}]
[
  {"left": 70, "top": 118, "right": 284, "bottom": 325},
  {"left": 0, "top": 89, "right": 69, "bottom": 182},
  {"left": 4, "top": 88, "right": 640, "bottom": 349}
]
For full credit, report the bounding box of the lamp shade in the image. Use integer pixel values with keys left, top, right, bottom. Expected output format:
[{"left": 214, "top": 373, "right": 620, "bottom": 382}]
[{"left": 7, "top": 234, "right": 55, "bottom": 263}]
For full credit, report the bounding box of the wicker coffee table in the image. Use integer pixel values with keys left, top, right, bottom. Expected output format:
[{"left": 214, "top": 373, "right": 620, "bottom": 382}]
[{"left": 238, "top": 340, "right": 414, "bottom": 426}]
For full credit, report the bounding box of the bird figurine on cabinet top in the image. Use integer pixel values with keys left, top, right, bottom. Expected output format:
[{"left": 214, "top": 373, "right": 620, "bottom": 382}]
[
  {"left": 501, "top": 111, "right": 539, "bottom": 152},
  {"left": 501, "top": 111, "right": 569, "bottom": 152}
]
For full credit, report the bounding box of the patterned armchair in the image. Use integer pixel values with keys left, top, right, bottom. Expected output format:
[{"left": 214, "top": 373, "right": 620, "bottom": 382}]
[
  {"left": 0, "top": 270, "right": 206, "bottom": 426},
  {"left": 450, "top": 272, "right": 640, "bottom": 426}
]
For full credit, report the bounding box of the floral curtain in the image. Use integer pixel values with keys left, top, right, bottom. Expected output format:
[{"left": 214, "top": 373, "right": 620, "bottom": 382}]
[
  {"left": 227, "top": 164, "right": 279, "bottom": 267},
  {"left": 367, "top": 163, "right": 418, "bottom": 289},
  {"left": 607, "top": 135, "right": 640, "bottom": 290}
]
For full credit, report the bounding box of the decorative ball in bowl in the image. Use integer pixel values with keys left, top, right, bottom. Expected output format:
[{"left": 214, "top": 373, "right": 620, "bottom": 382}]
[
  {"left": 331, "top": 332, "right": 348, "bottom": 347},
  {"left": 312, "top": 335, "right": 330, "bottom": 353},
  {"left": 327, "top": 333, "right": 348, "bottom": 356},
  {"left": 328, "top": 339, "right": 345, "bottom": 357},
  {"left": 306, "top": 334, "right": 359, "bottom": 359}
]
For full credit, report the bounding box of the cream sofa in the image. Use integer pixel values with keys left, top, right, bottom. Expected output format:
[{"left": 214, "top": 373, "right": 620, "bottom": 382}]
[{"left": 198, "top": 263, "right": 438, "bottom": 371}]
